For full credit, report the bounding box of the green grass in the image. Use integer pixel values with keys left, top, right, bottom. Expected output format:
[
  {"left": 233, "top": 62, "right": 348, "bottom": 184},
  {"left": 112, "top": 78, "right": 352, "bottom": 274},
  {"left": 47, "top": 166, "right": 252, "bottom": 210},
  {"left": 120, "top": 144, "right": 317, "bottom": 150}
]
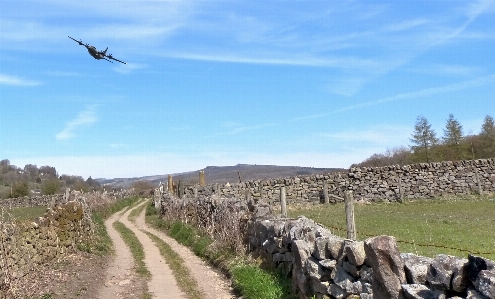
[
  {"left": 113, "top": 221, "right": 150, "bottom": 277},
  {"left": 2, "top": 205, "right": 47, "bottom": 221},
  {"left": 144, "top": 203, "right": 297, "bottom": 299},
  {"left": 230, "top": 263, "right": 294, "bottom": 299},
  {"left": 95, "top": 196, "right": 142, "bottom": 219},
  {"left": 128, "top": 200, "right": 148, "bottom": 221},
  {"left": 288, "top": 197, "right": 495, "bottom": 260}
]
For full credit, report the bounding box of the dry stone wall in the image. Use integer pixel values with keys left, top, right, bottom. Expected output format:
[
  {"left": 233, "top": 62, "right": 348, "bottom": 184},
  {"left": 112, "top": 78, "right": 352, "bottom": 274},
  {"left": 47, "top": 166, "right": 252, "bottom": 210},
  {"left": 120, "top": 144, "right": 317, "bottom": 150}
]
[
  {"left": 0, "top": 200, "right": 93, "bottom": 297},
  {"left": 0, "top": 189, "right": 134, "bottom": 298},
  {"left": 180, "top": 158, "right": 495, "bottom": 202},
  {"left": 154, "top": 192, "right": 495, "bottom": 299}
]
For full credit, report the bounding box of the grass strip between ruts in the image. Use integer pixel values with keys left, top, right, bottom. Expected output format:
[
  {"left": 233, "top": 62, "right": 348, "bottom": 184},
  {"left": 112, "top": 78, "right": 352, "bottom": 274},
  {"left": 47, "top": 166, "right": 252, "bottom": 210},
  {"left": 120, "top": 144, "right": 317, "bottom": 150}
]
[
  {"left": 113, "top": 221, "right": 151, "bottom": 277},
  {"left": 143, "top": 230, "right": 204, "bottom": 299}
]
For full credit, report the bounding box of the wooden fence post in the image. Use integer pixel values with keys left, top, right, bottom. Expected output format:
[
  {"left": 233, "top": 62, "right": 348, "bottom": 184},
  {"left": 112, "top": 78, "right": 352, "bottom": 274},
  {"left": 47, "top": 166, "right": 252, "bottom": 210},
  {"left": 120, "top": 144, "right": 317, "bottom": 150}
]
[
  {"left": 473, "top": 165, "right": 483, "bottom": 196},
  {"left": 398, "top": 177, "right": 404, "bottom": 203},
  {"left": 345, "top": 190, "right": 356, "bottom": 240},
  {"left": 168, "top": 175, "right": 173, "bottom": 193},
  {"left": 65, "top": 187, "right": 70, "bottom": 203},
  {"left": 215, "top": 183, "right": 220, "bottom": 196},
  {"left": 245, "top": 189, "right": 251, "bottom": 201},
  {"left": 178, "top": 180, "right": 183, "bottom": 198},
  {"left": 323, "top": 182, "right": 329, "bottom": 204},
  {"left": 280, "top": 186, "right": 287, "bottom": 218},
  {"left": 259, "top": 185, "right": 265, "bottom": 202},
  {"left": 471, "top": 143, "right": 483, "bottom": 196},
  {"left": 199, "top": 171, "right": 205, "bottom": 187}
]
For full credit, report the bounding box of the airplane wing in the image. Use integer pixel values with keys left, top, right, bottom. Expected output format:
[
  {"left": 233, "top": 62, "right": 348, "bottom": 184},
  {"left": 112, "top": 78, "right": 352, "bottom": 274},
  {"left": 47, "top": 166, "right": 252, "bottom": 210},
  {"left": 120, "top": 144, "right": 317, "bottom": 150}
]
[
  {"left": 68, "top": 36, "right": 84, "bottom": 46},
  {"left": 107, "top": 54, "right": 127, "bottom": 64}
]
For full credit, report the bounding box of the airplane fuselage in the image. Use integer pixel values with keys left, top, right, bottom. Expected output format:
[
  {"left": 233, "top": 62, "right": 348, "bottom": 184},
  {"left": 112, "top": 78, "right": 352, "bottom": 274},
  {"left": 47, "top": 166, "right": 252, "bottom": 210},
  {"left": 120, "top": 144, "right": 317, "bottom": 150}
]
[{"left": 87, "top": 46, "right": 104, "bottom": 60}]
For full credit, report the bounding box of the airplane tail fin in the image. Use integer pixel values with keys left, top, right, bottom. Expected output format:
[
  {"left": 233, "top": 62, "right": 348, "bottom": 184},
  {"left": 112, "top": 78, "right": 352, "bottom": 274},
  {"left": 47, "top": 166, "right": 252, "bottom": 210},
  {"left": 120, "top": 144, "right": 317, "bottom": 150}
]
[{"left": 103, "top": 47, "right": 108, "bottom": 54}]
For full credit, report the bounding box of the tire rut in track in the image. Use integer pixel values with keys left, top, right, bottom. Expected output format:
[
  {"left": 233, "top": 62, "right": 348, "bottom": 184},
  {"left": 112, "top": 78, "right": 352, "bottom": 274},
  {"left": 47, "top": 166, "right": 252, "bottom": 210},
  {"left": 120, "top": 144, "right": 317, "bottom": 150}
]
[
  {"left": 100, "top": 201, "right": 236, "bottom": 299},
  {"left": 133, "top": 201, "right": 236, "bottom": 299},
  {"left": 98, "top": 207, "right": 146, "bottom": 299}
]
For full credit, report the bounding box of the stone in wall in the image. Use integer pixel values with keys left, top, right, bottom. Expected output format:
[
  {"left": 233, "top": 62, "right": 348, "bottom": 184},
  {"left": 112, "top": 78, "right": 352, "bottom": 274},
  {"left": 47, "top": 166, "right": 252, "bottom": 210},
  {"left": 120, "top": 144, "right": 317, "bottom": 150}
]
[
  {"left": 426, "top": 255, "right": 470, "bottom": 292},
  {"left": 401, "top": 253, "right": 434, "bottom": 284},
  {"left": 475, "top": 270, "right": 495, "bottom": 299},
  {"left": 364, "top": 235, "right": 407, "bottom": 299}
]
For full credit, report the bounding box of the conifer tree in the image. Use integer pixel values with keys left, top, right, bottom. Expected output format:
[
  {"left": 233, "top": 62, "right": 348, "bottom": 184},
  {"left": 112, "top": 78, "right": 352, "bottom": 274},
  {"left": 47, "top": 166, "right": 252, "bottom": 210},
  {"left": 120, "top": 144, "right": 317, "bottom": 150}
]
[
  {"left": 410, "top": 115, "right": 438, "bottom": 162},
  {"left": 442, "top": 113, "right": 464, "bottom": 160},
  {"left": 480, "top": 115, "right": 495, "bottom": 158}
]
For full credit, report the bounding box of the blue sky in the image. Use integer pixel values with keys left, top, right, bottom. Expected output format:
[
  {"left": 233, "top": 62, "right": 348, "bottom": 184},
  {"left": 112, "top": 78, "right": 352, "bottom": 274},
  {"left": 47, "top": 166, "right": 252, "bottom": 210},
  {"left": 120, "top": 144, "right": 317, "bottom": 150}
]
[{"left": 1, "top": 0, "right": 494, "bottom": 179}]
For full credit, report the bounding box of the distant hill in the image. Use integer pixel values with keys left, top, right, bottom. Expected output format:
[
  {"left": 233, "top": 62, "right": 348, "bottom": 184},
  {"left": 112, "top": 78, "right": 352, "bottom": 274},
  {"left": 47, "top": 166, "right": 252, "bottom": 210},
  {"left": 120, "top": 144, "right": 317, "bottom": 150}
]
[{"left": 97, "top": 164, "right": 345, "bottom": 189}]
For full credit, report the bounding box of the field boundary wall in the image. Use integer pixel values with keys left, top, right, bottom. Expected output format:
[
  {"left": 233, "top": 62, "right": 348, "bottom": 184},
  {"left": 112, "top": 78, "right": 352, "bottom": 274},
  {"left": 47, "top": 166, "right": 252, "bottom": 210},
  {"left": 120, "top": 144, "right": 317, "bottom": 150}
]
[
  {"left": 154, "top": 192, "right": 495, "bottom": 299},
  {"left": 179, "top": 158, "right": 495, "bottom": 202}
]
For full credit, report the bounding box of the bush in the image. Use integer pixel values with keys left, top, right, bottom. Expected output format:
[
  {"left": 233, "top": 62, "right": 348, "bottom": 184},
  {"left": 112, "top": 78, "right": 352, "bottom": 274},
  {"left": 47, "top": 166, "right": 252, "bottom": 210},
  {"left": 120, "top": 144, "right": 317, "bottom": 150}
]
[
  {"left": 11, "top": 181, "right": 29, "bottom": 198},
  {"left": 41, "top": 178, "right": 61, "bottom": 195}
]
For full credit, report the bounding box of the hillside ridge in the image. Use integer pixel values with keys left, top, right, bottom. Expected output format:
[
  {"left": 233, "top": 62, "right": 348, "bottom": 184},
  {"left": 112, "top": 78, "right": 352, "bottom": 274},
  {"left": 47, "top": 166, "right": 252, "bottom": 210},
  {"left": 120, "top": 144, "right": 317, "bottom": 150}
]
[{"left": 98, "top": 164, "right": 344, "bottom": 188}]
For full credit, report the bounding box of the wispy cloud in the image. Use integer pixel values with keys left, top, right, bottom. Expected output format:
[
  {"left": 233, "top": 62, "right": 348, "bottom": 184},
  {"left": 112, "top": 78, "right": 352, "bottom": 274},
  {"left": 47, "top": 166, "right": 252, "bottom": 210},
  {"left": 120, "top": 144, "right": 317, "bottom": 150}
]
[
  {"left": 407, "top": 64, "right": 482, "bottom": 76},
  {"left": 113, "top": 63, "right": 147, "bottom": 74},
  {"left": 293, "top": 74, "right": 495, "bottom": 121},
  {"left": 334, "top": 74, "right": 495, "bottom": 113},
  {"left": 163, "top": 51, "right": 378, "bottom": 69},
  {"left": 0, "top": 74, "right": 41, "bottom": 86},
  {"left": 383, "top": 18, "right": 430, "bottom": 32},
  {"left": 56, "top": 105, "right": 98, "bottom": 140},
  {"left": 203, "top": 122, "right": 276, "bottom": 138}
]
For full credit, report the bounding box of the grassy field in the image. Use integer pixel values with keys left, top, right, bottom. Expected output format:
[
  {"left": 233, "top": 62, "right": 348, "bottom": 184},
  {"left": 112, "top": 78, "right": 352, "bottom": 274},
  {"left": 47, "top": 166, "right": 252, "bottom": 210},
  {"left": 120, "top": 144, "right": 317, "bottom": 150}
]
[
  {"left": 1, "top": 205, "right": 47, "bottom": 221},
  {"left": 288, "top": 197, "right": 495, "bottom": 260}
]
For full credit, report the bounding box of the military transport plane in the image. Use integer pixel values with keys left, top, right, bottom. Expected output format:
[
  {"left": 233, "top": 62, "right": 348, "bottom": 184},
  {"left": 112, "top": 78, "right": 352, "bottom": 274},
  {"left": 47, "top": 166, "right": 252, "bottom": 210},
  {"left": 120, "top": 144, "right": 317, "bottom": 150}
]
[{"left": 68, "top": 36, "right": 127, "bottom": 64}]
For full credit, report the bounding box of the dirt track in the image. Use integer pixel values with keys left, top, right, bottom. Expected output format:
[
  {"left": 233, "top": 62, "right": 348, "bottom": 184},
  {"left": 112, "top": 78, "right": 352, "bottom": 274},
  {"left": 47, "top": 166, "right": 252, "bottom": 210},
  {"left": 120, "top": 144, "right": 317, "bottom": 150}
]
[{"left": 99, "top": 201, "right": 235, "bottom": 299}]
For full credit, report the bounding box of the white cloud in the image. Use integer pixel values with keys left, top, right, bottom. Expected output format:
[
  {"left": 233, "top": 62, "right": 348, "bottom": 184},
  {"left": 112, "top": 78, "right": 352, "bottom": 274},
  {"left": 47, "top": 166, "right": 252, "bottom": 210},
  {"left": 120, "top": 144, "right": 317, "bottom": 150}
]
[
  {"left": 292, "top": 74, "right": 495, "bottom": 122},
  {"left": 113, "top": 63, "right": 147, "bottom": 74},
  {"left": 0, "top": 74, "right": 41, "bottom": 86},
  {"left": 56, "top": 105, "right": 98, "bottom": 140},
  {"left": 407, "top": 64, "right": 482, "bottom": 76},
  {"left": 203, "top": 123, "right": 277, "bottom": 138},
  {"left": 383, "top": 19, "right": 430, "bottom": 32}
]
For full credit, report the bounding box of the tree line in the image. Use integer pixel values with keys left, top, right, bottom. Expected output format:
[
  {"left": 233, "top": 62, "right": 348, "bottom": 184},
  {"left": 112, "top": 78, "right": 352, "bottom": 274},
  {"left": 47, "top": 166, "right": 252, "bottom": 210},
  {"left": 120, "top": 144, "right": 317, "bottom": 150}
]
[
  {"left": 0, "top": 160, "right": 101, "bottom": 199},
  {"left": 352, "top": 114, "right": 495, "bottom": 168}
]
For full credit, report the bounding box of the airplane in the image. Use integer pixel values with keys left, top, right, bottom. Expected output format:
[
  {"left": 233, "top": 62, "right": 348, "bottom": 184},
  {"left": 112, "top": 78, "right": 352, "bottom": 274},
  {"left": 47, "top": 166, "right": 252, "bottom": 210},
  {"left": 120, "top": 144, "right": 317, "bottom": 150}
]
[{"left": 68, "top": 36, "right": 127, "bottom": 64}]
